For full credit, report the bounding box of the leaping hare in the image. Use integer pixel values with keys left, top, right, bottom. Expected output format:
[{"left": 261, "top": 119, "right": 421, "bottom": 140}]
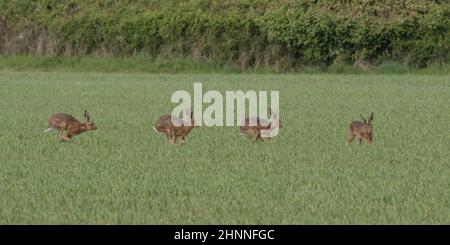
[
  {"left": 153, "top": 109, "right": 197, "bottom": 144},
  {"left": 45, "top": 110, "right": 97, "bottom": 142},
  {"left": 349, "top": 113, "right": 374, "bottom": 144},
  {"left": 239, "top": 108, "right": 282, "bottom": 142}
]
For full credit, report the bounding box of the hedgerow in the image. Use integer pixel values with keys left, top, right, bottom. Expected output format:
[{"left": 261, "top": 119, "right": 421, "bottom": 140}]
[{"left": 1, "top": 0, "right": 449, "bottom": 70}]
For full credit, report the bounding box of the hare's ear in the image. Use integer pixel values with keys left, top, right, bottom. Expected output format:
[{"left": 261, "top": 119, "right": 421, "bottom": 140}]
[
  {"left": 369, "top": 112, "right": 374, "bottom": 122},
  {"left": 360, "top": 114, "right": 367, "bottom": 124},
  {"left": 185, "top": 108, "right": 193, "bottom": 118},
  {"left": 268, "top": 107, "right": 273, "bottom": 118},
  {"left": 186, "top": 108, "right": 194, "bottom": 126},
  {"left": 84, "top": 110, "right": 90, "bottom": 122}
]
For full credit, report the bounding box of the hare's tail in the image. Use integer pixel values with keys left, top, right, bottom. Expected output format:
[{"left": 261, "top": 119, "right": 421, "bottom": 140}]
[{"left": 44, "top": 127, "right": 55, "bottom": 133}]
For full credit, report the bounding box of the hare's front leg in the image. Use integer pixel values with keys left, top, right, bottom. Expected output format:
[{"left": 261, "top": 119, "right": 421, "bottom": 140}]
[{"left": 180, "top": 136, "right": 186, "bottom": 144}]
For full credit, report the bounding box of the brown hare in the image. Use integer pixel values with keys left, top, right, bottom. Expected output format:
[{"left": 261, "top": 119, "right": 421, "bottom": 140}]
[
  {"left": 349, "top": 113, "right": 374, "bottom": 144},
  {"left": 239, "top": 108, "right": 282, "bottom": 142},
  {"left": 153, "top": 109, "right": 197, "bottom": 144},
  {"left": 45, "top": 110, "right": 97, "bottom": 142}
]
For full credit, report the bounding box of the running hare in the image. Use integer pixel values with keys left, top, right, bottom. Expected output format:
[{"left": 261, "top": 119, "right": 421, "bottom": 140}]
[
  {"left": 349, "top": 113, "right": 374, "bottom": 144},
  {"left": 153, "top": 109, "right": 197, "bottom": 144},
  {"left": 45, "top": 110, "right": 97, "bottom": 142},
  {"left": 239, "top": 108, "right": 282, "bottom": 142}
]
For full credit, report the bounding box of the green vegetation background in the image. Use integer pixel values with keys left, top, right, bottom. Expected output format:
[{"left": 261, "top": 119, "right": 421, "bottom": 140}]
[
  {"left": 1, "top": 72, "right": 449, "bottom": 224},
  {"left": 1, "top": 0, "right": 449, "bottom": 72}
]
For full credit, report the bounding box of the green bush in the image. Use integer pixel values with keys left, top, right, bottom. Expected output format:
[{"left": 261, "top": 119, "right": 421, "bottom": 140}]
[{"left": 0, "top": 0, "right": 449, "bottom": 70}]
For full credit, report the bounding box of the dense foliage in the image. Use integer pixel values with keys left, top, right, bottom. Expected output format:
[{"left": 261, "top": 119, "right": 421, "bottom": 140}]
[{"left": 1, "top": 0, "right": 449, "bottom": 70}]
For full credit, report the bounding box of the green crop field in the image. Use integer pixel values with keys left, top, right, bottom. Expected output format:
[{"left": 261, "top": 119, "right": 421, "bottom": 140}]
[{"left": 0, "top": 71, "right": 449, "bottom": 224}]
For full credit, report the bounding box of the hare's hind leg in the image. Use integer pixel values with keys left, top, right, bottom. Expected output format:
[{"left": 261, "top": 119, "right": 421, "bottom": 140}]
[
  {"left": 247, "top": 129, "right": 254, "bottom": 142},
  {"left": 164, "top": 128, "right": 173, "bottom": 144},
  {"left": 59, "top": 135, "right": 71, "bottom": 142},
  {"left": 171, "top": 135, "right": 177, "bottom": 144},
  {"left": 169, "top": 128, "right": 177, "bottom": 144},
  {"left": 57, "top": 129, "right": 66, "bottom": 142},
  {"left": 256, "top": 130, "right": 263, "bottom": 141},
  {"left": 164, "top": 128, "right": 171, "bottom": 140},
  {"left": 239, "top": 128, "right": 247, "bottom": 136},
  {"left": 61, "top": 133, "right": 72, "bottom": 142},
  {"left": 240, "top": 129, "right": 249, "bottom": 140},
  {"left": 348, "top": 133, "right": 355, "bottom": 144}
]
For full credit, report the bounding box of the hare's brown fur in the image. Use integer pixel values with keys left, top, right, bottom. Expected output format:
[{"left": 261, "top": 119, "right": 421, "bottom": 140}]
[
  {"left": 239, "top": 117, "right": 270, "bottom": 141},
  {"left": 154, "top": 110, "right": 197, "bottom": 144},
  {"left": 239, "top": 108, "right": 282, "bottom": 142},
  {"left": 349, "top": 113, "right": 374, "bottom": 144},
  {"left": 47, "top": 111, "right": 97, "bottom": 142}
]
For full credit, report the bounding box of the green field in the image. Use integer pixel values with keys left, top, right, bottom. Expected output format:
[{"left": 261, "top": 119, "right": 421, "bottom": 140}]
[{"left": 0, "top": 72, "right": 449, "bottom": 224}]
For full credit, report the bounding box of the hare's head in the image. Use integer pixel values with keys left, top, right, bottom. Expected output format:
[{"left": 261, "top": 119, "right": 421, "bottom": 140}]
[
  {"left": 83, "top": 110, "right": 97, "bottom": 131},
  {"left": 269, "top": 108, "right": 282, "bottom": 129},
  {"left": 360, "top": 113, "right": 374, "bottom": 143}
]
